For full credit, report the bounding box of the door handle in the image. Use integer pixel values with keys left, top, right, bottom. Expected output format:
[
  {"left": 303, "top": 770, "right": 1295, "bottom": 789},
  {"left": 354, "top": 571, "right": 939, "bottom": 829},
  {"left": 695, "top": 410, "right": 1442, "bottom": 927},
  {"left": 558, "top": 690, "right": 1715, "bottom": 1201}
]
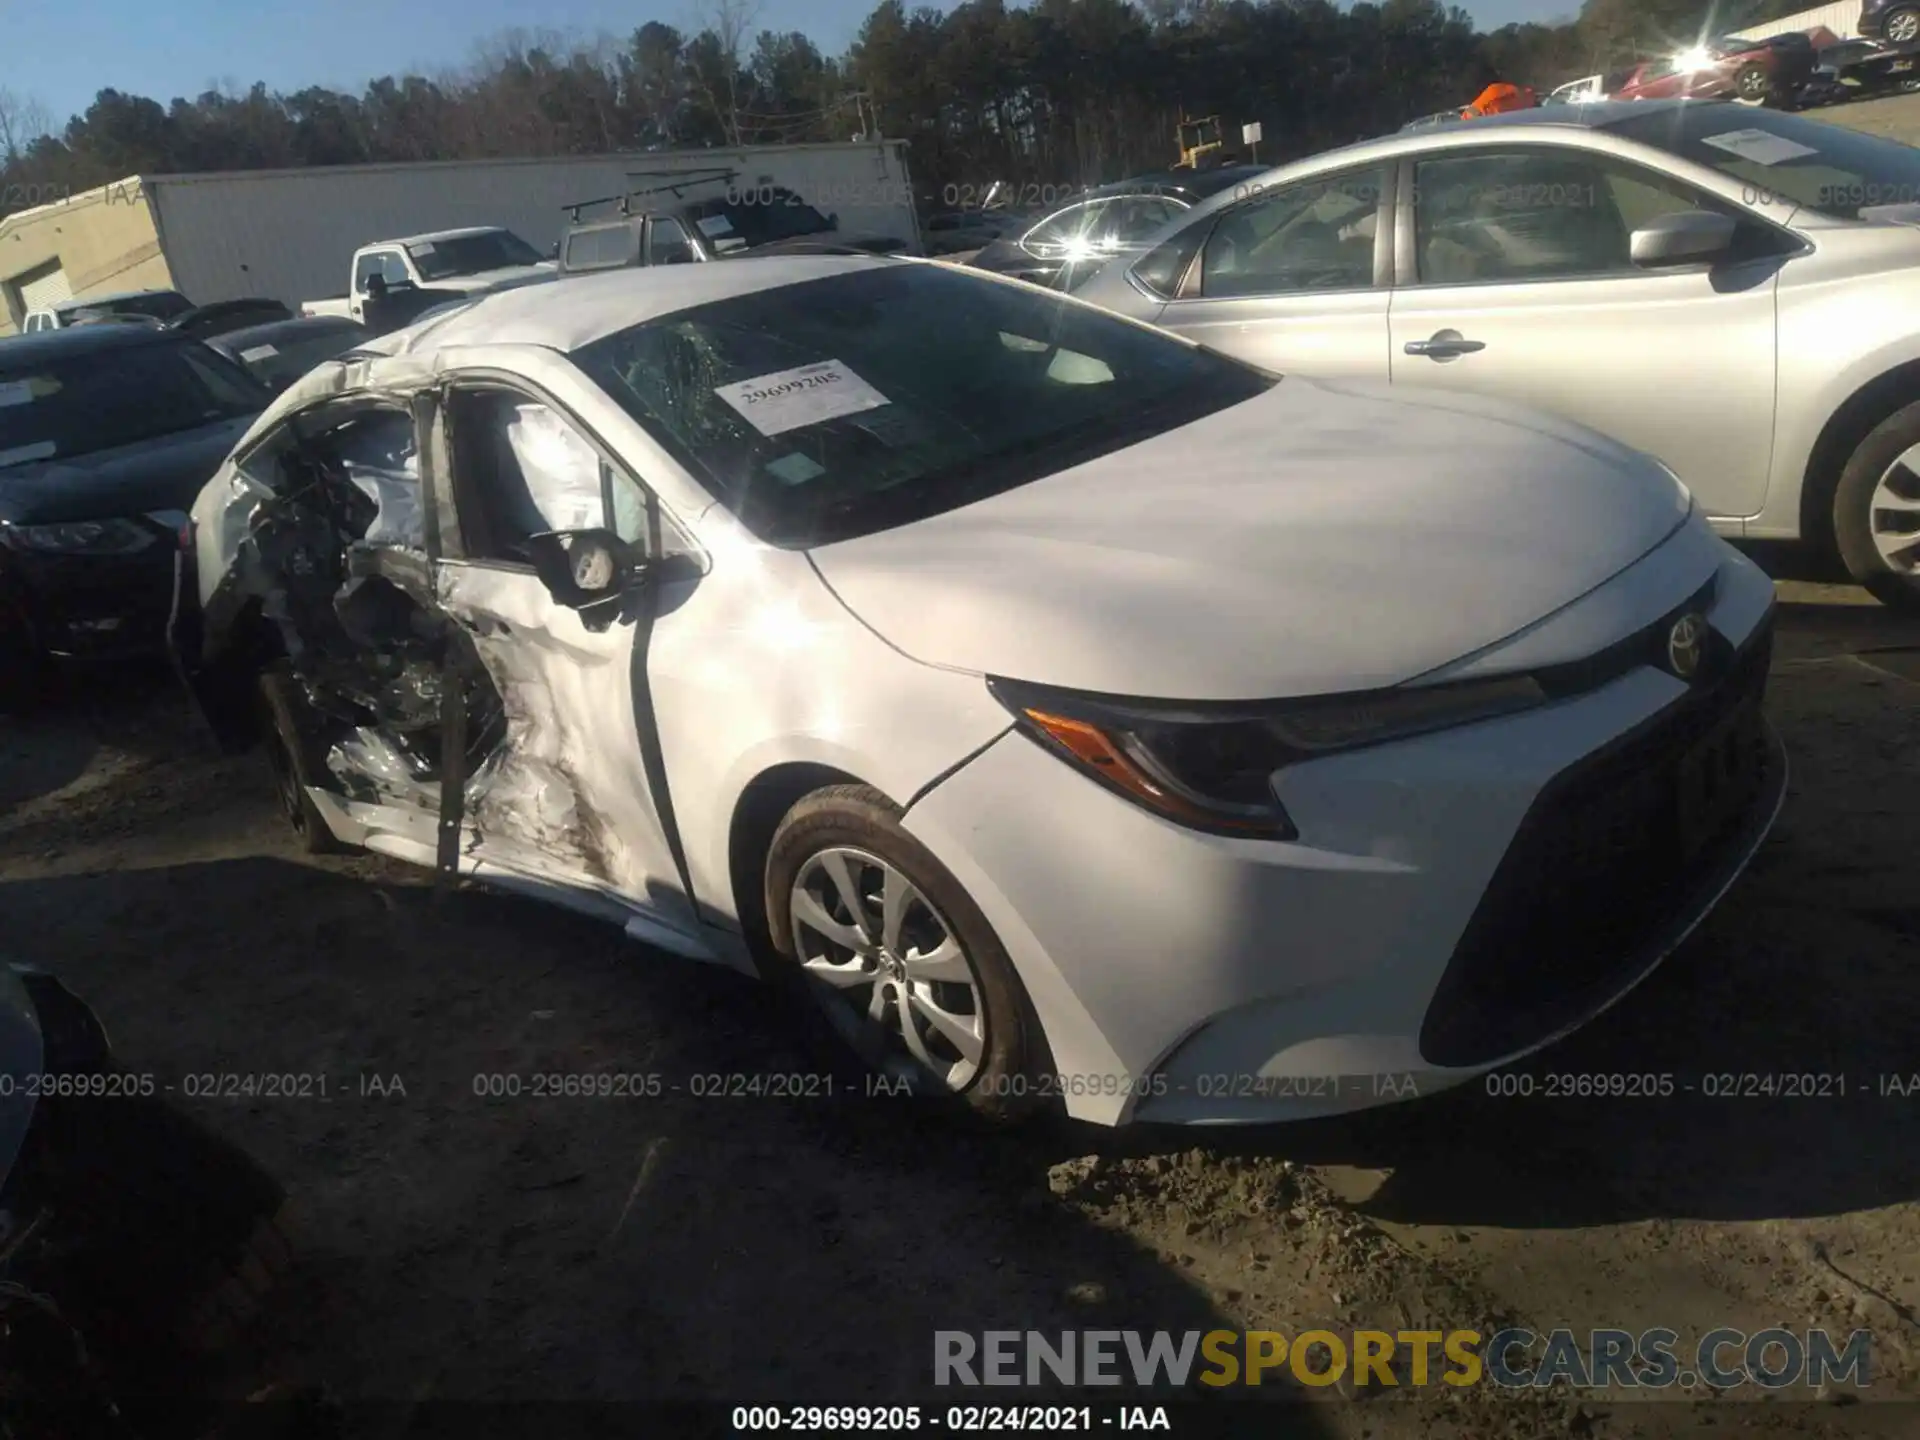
[{"left": 1405, "top": 331, "right": 1485, "bottom": 360}]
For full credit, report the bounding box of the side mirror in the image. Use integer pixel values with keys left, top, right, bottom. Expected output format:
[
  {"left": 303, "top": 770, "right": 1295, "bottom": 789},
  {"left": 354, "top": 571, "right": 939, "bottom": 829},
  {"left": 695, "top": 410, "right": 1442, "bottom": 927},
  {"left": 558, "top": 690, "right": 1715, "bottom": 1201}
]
[
  {"left": 525, "top": 528, "right": 639, "bottom": 611},
  {"left": 1630, "top": 210, "right": 1738, "bottom": 267},
  {"left": 828, "top": 212, "right": 840, "bottom": 230}
]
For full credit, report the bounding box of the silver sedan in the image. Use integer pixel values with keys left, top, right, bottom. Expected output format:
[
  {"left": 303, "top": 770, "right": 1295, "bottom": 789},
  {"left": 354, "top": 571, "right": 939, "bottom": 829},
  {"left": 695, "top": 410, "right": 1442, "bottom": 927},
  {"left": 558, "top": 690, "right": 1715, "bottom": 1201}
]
[{"left": 1074, "top": 99, "right": 1920, "bottom": 609}]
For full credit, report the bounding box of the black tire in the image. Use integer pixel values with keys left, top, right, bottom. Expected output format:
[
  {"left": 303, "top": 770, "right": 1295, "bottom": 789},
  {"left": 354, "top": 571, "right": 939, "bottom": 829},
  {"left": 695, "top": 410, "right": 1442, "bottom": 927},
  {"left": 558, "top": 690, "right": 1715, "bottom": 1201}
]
[
  {"left": 257, "top": 668, "right": 353, "bottom": 855},
  {"left": 1832, "top": 398, "right": 1920, "bottom": 611},
  {"left": 1734, "top": 64, "right": 1774, "bottom": 104},
  {"left": 0, "top": 601, "right": 53, "bottom": 715},
  {"left": 24, "top": 1086, "right": 289, "bottom": 1411},
  {"left": 1885, "top": 6, "right": 1920, "bottom": 43},
  {"left": 762, "top": 783, "right": 1052, "bottom": 1122}
]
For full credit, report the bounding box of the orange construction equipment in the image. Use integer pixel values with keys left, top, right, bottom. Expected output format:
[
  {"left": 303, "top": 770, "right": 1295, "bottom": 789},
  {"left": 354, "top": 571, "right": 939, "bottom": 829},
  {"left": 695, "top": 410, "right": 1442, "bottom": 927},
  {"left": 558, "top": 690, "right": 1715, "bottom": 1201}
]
[{"left": 1461, "top": 82, "right": 1539, "bottom": 118}]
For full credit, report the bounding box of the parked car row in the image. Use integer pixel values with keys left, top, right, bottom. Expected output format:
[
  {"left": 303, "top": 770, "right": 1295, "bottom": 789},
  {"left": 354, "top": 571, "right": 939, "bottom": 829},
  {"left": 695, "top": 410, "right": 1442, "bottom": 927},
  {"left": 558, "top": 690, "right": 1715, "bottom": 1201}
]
[
  {"left": 20, "top": 288, "right": 296, "bottom": 341},
  {"left": 1544, "top": 32, "right": 1920, "bottom": 112}
]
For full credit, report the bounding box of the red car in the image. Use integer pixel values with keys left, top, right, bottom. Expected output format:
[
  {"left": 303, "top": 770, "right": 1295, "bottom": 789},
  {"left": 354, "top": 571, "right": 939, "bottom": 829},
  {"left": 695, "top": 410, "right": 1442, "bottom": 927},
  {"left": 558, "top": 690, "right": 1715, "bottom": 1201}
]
[{"left": 1610, "top": 34, "right": 1817, "bottom": 106}]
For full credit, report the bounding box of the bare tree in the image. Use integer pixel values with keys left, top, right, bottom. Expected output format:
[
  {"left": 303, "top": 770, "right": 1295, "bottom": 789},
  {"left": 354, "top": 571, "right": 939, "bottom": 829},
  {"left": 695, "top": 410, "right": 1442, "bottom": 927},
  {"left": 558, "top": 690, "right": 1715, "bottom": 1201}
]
[
  {"left": 687, "top": 0, "right": 764, "bottom": 144},
  {"left": 0, "top": 88, "right": 53, "bottom": 167}
]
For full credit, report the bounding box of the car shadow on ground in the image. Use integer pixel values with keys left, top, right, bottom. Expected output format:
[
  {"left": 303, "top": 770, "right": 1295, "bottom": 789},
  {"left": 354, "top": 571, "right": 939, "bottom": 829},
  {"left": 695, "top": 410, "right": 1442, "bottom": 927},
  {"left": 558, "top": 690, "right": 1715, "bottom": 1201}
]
[
  {"left": 0, "top": 659, "right": 190, "bottom": 812},
  {"left": 0, "top": 856, "right": 1341, "bottom": 1423}
]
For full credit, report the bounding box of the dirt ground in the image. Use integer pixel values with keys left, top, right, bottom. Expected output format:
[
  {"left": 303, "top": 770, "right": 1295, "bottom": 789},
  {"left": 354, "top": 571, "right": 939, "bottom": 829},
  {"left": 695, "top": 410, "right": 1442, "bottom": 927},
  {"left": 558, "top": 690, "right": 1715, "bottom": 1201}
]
[
  {"left": 1811, "top": 86, "right": 1920, "bottom": 145},
  {"left": 2, "top": 557, "right": 1919, "bottom": 1439}
]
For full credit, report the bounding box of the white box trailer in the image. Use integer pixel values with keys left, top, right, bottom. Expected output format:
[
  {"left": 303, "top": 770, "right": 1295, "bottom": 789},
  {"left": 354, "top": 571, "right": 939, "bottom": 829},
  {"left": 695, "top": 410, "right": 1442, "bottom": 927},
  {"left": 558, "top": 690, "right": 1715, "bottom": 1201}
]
[{"left": 138, "top": 141, "right": 921, "bottom": 310}]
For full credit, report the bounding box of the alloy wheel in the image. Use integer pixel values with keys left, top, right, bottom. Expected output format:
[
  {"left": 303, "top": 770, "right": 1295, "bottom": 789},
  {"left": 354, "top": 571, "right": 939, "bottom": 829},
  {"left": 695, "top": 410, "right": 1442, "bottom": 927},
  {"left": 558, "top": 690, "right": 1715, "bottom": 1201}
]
[
  {"left": 1891, "top": 9, "right": 1920, "bottom": 42},
  {"left": 1869, "top": 444, "right": 1920, "bottom": 574},
  {"left": 789, "top": 846, "right": 987, "bottom": 1091},
  {"left": 1737, "top": 68, "right": 1771, "bottom": 100}
]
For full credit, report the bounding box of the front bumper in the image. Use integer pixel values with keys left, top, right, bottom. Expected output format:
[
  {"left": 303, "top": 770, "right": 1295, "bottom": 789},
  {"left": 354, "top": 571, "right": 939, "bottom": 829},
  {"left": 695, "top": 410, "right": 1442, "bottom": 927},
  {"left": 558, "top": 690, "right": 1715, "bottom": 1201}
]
[
  {"left": 901, "top": 536, "right": 1782, "bottom": 1126},
  {"left": 1, "top": 522, "right": 185, "bottom": 664}
]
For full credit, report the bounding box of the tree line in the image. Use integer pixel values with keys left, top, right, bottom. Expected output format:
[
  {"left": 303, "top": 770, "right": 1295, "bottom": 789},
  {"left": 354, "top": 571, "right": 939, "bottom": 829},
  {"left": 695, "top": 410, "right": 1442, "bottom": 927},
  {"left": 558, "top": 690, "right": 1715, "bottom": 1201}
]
[{"left": 0, "top": 0, "right": 1819, "bottom": 219}]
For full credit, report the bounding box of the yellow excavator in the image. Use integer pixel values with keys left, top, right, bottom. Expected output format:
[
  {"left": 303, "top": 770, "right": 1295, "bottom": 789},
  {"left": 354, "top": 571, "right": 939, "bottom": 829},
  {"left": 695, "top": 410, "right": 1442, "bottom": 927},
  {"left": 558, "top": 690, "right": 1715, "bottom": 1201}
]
[{"left": 1174, "top": 114, "right": 1225, "bottom": 169}]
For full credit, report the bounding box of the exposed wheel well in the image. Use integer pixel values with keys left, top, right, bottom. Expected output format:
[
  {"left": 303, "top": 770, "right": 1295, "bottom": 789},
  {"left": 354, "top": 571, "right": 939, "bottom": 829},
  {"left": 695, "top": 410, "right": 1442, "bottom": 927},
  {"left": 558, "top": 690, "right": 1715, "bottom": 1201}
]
[
  {"left": 1801, "top": 361, "right": 1920, "bottom": 552},
  {"left": 726, "top": 762, "right": 870, "bottom": 957}
]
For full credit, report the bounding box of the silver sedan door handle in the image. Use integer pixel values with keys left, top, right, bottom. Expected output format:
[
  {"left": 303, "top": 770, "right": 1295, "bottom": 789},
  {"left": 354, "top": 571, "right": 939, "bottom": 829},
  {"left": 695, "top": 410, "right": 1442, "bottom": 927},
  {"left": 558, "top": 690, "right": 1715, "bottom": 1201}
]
[{"left": 1405, "top": 330, "right": 1485, "bottom": 361}]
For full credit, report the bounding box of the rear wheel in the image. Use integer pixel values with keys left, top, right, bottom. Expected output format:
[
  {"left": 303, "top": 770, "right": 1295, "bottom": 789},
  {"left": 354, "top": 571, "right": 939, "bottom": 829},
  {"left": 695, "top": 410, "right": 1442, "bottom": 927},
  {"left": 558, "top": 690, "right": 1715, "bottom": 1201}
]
[
  {"left": 1887, "top": 6, "right": 1920, "bottom": 42},
  {"left": 258, "top": 668, "right": 352, "bottom": 854},
  {"left": 1832, "top": 399, "right": 1920, "bottom": 610},
  {"left": 762, "top": 784, "right": 1051, "bottom": 1121}
]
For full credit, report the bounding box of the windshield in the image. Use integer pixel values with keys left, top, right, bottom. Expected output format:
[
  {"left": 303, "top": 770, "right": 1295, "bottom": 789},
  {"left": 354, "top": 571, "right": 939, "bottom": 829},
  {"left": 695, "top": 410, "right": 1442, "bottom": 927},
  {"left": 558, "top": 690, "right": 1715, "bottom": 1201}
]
[
  {"left": 1608, "top": 105, "right": 1920, "bottom": 219},
  {"left": 571, "top": 264, "right": 1273, "bottom": 547},
  {"left": 408, "top": 230, "right": 544, "bottom": 280},
  {"left": 0, "top": 340, "right": 267, "bottom": 469},
  {"left": 682, "top": 189, "right": 835, "bottom": 251},
  {"left": 225, "top": 324, "right": 370, "bottom": 392}
]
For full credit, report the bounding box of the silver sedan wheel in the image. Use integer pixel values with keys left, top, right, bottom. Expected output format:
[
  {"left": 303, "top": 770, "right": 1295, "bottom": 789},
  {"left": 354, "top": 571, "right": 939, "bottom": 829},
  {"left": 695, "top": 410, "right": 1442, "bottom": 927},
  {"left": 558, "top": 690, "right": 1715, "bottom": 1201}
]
[
  {"left": 1870, "top": 444, "right": 1920, "bottom": 574},
  {"left": 789, "top": 846, "right": 987, "bottom": 1091},
  {"left": 1891, "top": 9, "right": 1920, "bottom": 41}
]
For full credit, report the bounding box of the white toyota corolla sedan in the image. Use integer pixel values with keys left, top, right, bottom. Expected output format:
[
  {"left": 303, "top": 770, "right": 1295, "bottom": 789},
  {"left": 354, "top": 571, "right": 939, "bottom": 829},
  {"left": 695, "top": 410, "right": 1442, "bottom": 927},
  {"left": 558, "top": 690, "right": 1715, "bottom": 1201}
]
[{"left": 175, "top": 257, "right": 1785, "bottom": 1126}]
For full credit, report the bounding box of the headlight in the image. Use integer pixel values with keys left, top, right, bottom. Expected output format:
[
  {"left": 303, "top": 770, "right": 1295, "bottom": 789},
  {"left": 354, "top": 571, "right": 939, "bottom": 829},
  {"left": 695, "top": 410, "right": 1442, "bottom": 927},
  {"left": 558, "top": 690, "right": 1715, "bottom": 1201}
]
[
  {"left": 2, "top": 519, "right": 156, "bottom": 554},
  {"left": 988, "top": 673, "right": 1548, "bottom": 839}
]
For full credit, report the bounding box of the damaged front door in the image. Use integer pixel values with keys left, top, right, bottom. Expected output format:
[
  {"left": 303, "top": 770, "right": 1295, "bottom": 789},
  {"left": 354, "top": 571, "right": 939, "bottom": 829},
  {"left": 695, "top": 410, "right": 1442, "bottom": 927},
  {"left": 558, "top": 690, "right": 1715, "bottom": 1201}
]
[{"left": 431, "top": 381, "right": 710, "bottom": 959}]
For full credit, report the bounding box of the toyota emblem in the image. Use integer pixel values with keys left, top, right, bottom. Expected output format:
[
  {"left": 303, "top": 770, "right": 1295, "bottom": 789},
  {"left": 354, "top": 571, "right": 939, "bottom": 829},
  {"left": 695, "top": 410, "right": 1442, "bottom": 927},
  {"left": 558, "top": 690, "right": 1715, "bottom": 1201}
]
[{"left": 1667, "top": 612, "right": 1707, "bottom": 681}]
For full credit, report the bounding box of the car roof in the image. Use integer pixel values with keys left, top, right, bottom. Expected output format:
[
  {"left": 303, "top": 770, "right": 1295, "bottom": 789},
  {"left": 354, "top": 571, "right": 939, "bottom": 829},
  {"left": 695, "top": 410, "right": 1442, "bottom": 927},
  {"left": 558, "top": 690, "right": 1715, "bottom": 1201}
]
[
  {"left": 384, "top": 226, "right": 512, "bottom": 248},
  {"left": 50, "top": 288, "right": 185, "bottom": 313},
  {"left": 1089, "top": 164, "right": 1267, "bottom": 200},
  {"left": 207, "top": 316, "right": 368, "bottom": 353},
  {"left": 1, "top": 322, "right": 180, "bottom": 361},
  {"left": 1374, "top": 95, "right": 1701, "bottom": 141},
  {"left": 365, "top": 254, "right": 902, "bottom": 356}
]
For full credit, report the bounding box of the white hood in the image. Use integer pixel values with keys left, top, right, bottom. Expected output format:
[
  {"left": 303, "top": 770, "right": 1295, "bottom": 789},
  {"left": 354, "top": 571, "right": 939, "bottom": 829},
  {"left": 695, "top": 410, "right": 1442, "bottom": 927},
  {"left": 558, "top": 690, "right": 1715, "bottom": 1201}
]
[
  {"left": 435, "top": 263, "right": 558, "bottom": 294},
  {"left": 808, "top": 379, "right": 1692, "bottom": 701}
]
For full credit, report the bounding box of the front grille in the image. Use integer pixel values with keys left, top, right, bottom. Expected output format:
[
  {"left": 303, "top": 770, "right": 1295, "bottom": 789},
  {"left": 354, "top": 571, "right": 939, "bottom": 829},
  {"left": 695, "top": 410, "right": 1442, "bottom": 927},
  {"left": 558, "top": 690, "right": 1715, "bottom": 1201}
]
[{"left": 1418, "top": 623, "right": 1776, "bottom": 1069}]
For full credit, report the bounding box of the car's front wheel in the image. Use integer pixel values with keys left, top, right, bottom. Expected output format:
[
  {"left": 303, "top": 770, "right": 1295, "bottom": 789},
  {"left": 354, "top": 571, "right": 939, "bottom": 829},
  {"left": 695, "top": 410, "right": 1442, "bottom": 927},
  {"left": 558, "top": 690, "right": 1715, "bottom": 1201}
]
[
  {"left": 258, "top": 667, "right": 353, "bottom": 854},
  {"left": 762, "top": 784, "right": 1050, "bottom": 1121},
  {"left": 1886, "top": 6, "right": 1920, "bottom": 42},
  {"left": 1833, "top": 399, "right": 1920, "bottom": 610},
  {"left": 1734, "top": 64, "right": 1774, "bottom": 103}
]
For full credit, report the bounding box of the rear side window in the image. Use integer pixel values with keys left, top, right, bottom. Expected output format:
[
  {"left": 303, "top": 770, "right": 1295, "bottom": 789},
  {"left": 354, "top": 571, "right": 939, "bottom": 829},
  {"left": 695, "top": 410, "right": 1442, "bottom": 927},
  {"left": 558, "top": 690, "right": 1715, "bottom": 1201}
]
[{"left": 565, "top": 223, "right": 639, "bottom": 272}]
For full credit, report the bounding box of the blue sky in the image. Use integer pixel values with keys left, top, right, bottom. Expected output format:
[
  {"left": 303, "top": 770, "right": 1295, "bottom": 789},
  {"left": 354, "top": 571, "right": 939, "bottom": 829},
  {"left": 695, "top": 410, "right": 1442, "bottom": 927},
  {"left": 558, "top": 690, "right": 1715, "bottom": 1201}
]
[{"left": 11, "top": 0, "right": 1579, "bottom": 133}]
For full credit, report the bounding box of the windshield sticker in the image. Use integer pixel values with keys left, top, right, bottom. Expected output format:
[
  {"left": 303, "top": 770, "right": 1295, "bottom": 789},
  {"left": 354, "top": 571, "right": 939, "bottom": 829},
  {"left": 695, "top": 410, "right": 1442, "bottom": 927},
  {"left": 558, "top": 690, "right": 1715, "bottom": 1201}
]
[
  {"left": 714, "top": 237, "right": 748, "bottom": 253},
  {"left": 0, "top": 440, "right": 56, "bottom": 467},
  {"left": 715, "top": 360, "right": 891, "bottom": 437},
  {"left": 410, "top": 241, "right": 437, "bottom": 255},
  {"left": 1701, "top": 129, "right": 1819, "bottom": 166},
  {"left": 0, "top": 376, "right": 58, "bottom": 406},
  {"left": 239, "top": 344, "right": 279, "bottom": 361},
  {"left": 695, "top": 214, "right": 736, "bottom": 237},
  {"left": 766, "top": 452, "right": 827, "bottom": 485}
]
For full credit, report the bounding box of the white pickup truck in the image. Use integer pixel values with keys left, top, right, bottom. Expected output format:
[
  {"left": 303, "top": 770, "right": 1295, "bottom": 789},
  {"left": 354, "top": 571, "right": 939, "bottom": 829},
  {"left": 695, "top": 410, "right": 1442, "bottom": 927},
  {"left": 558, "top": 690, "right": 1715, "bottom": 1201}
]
[{"left": 301, "top": 226, "right": 558, "bottom": 321}]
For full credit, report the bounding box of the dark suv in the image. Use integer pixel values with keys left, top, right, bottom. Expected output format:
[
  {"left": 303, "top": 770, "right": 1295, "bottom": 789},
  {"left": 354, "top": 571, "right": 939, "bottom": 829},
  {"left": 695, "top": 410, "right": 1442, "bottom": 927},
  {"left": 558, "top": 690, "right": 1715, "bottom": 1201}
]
[{"left": 1860, "top": 0, "right": 1920, "bottom": 44}]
